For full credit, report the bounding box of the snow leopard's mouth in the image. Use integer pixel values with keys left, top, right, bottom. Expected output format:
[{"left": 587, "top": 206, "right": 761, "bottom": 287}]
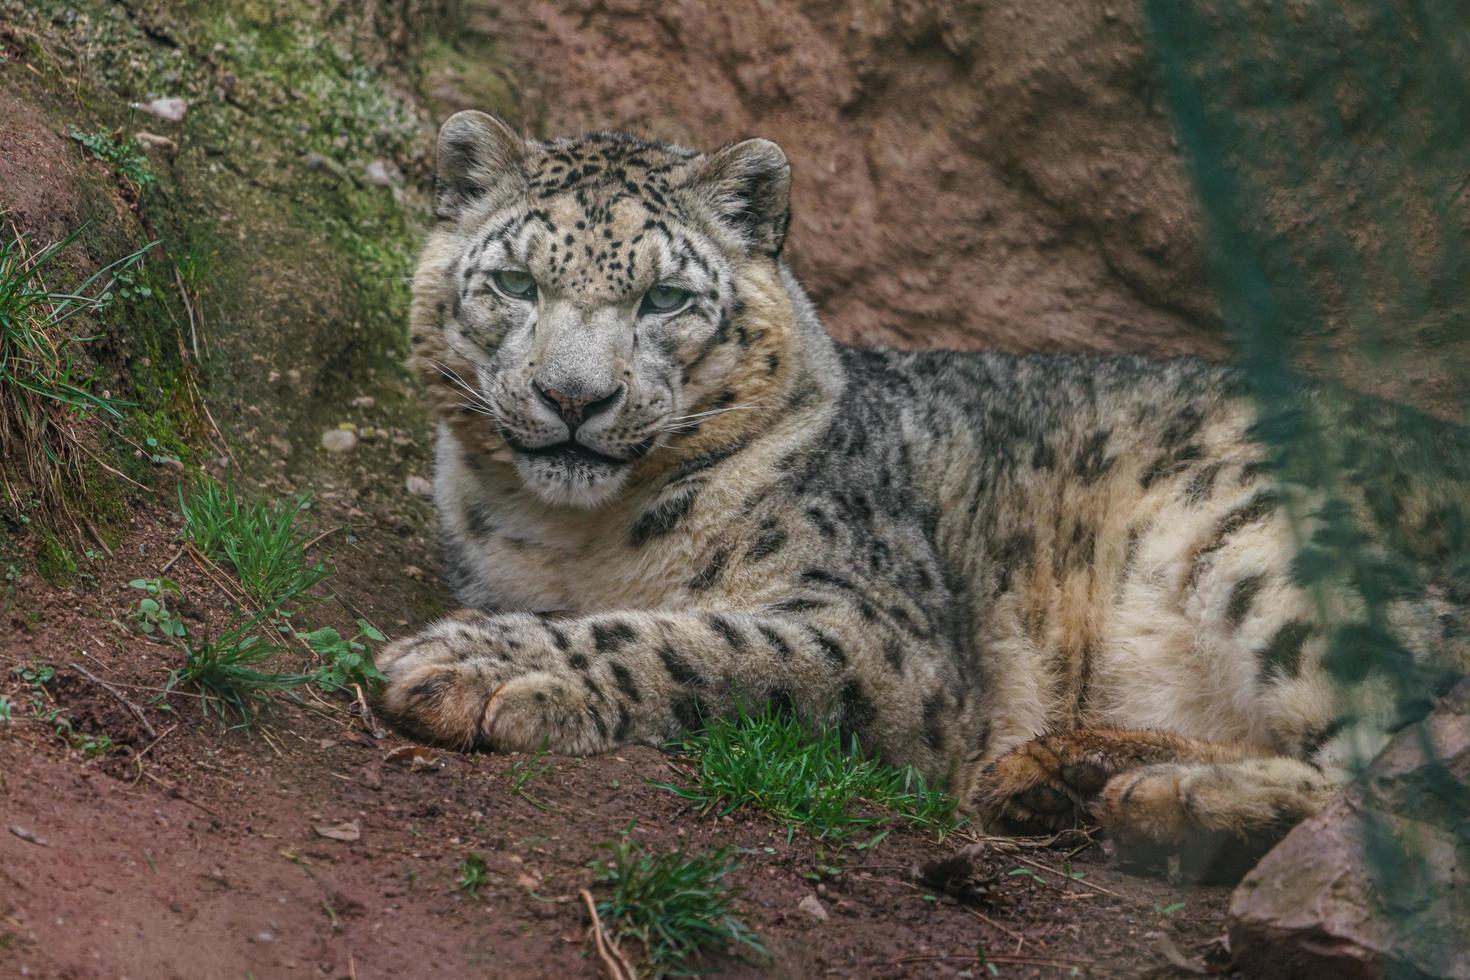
[
  {"left": 515, "top": 440, "right": 626, "bottom": 468},
  {"left": 502, "top": 433, "right": 654, "bottom": 469}
]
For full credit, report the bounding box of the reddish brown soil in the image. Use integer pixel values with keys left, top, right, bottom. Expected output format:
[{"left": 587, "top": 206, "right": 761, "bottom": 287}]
[{"left": 1, "top": 499, "right": 1234, "bottom": 979}]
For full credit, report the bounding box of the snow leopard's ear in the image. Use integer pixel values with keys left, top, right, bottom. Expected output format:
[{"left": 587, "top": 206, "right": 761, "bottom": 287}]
[
  {"left": 683, "top": 138, "right": 792, "bottom": 258},
  {"left": 434, "top": 111, "right": 527, "bottom": 220}
]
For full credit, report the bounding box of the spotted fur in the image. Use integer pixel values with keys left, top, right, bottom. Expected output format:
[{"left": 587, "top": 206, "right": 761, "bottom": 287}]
[{"left": 384, "top": 112, "right": 1470, "bottom": 875}]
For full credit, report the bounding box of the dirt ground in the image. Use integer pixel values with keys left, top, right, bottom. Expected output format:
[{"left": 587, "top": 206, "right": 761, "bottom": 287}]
[{"left": 0, "top": 493, "right": 1235, "bottom": 979}]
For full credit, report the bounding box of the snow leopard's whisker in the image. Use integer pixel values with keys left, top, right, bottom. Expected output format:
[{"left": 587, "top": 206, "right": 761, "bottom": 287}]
[
  {"left": 657, "top": 403, "right": 759, "bottom": 433},
  {"left": 453, "top": 400, "right": 499, "bottom": 418},
  {"left": 666, "top": 403, "right": 758, "bottom": 422},
  {"left": 431, "top": 360, "right": 499, "bottom": 414}
]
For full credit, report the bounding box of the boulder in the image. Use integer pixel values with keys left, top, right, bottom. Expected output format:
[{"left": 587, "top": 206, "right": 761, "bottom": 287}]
[{"left": 1229, "top": 681, "right": 1470, "bottom": 980}]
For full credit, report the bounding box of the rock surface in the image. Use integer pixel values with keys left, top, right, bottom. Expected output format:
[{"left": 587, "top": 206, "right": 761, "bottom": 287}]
[
  {"left": 1229, "top": 681, "right": 1470, "bottom": 980},
  {"left": 458, "top": 0, "right": 1225, "bottom": 358}
]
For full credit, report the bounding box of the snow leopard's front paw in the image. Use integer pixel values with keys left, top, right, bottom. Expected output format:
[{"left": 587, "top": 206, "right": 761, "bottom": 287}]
[
  {"left": 377, "top": 611, "right": 602, "bottom": 753},
  {"left": 973, "top": 734, "right": 1107, "bottom": 835}
]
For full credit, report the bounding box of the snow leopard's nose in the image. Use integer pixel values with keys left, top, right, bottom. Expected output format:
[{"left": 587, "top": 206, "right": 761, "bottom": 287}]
[{"left": 532, "top": 380, "right": 622, "bottom": 431}]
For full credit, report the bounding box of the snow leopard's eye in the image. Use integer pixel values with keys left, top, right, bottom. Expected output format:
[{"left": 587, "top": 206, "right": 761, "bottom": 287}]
[
  {"left": 490, "top": 269, "right": 537, "bottom": 301},
  {"left": 639, "top": 284, "right": 691, "bottom": 316}
]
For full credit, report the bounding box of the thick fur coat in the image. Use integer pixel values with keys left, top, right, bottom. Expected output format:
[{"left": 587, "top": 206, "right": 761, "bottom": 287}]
[{"left": 379, "top": 112, "right": 1470, "bottom": 878}]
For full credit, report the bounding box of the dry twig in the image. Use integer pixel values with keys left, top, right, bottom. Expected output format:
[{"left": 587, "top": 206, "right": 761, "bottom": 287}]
[{"left": 580, "top": 888, "right": 638, "bottom": 980}]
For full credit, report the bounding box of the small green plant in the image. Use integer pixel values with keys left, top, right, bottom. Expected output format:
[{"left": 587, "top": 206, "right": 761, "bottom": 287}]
[
  {"left": 178, "top": 478, "right": 331, "bottom": 606},
  {"left": 510, "top": 743, "right": 551, "bottom": 793},
  {"left": 656, "top": 701, "right": 961, "bottom": 845},
  {"left": 9, "top": 662, "right": 111, "bottom": 756},
  {"left": 48, "top": 711, "right": 112, "bottom": 758},
  {"left": 142, "top": 436, "right": 179, "bottom": 467},
  {"left": 69, "top": 127, "right": 155, "bottom": 190},
  {"left": 1006, "top": 866, "right": 1049, "bottom": 886},
  {"left": 128, "top": 577, "right": 188, "bottom": 639},
  {"left": 1155, "top": 901, "right": 1187, "bottom": 916},
  {"left": 591, "top": 831, "right": 765, "bottom": 978},
  {"left": 14, "top": 661, "right": 55, "bottom": 712},
  {"left": 801, "top": 847, "right": 845, "bottom": 883},
  {"left": 164, "top": 607, "right": 312, "bottom": 724},
  {"left": 299, "top": 619, "right": 387, "bottom": 692},
  {"left": 506, "top": 742, "right": 554, "bottom": 811},
  {"left": 456, "top": 853, "right": 488, "bottom": 897}
]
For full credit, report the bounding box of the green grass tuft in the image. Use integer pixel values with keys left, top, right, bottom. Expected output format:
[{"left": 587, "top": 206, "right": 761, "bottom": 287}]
[
  {"left": 591, "top": 832, "right": 765, "bottom": 977},
  {"left": 656, "top": 702, "right": 961, "bottom": 845},
  {"left": 0, "top": 221, "right": 151, "bottom": 527},
  {"left": 157, "top": 482, "right": 388, "bottom": 723},
  {"left": 178, "top": 478, "right": 331, "bottom": 606},
  {"left": 163, "top": 604, "right": 312, "bottom": 725},
  {"left": 456, "top": 853, "right": 488, "bottom": 897}
]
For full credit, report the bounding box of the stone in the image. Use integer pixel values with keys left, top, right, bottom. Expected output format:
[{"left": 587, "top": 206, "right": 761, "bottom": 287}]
[
  {"left": 320, "top": 429, "right": 357, "bottom": 454},
  {"left": 364, "top": 159, "right": 397, "bottom": 186},
  {"left": 135, "top": 97, "right": 187, "bottom": 122},
  {"left": 1229, "top": 680, "right": 1470, "bottom": 980},
  {"left": 313, "top": 819, "right": 361, "bottom": 843},
  {"left": 797, "top": 893, "right": 829, "bottom": 922},
  {"left": 405, "top": 475, "right": 433, "bottom": 497},
  {"left": 134, "top": 132, "right": 177, "bottom": 154}
]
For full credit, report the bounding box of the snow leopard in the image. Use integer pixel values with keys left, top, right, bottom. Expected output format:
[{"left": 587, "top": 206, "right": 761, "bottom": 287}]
[{"left": 378, "top": 111, "right": 1469, "bottom": 878}]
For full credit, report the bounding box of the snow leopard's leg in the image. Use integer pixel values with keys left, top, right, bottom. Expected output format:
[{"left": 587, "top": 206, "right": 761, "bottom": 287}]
[
  {"left": 973, "top": 728, "right": 1270, "bottom": 833},
  {"left": 1094, "top": 755, "right": 1337, "bottom": 879},
  {"left": 375, "top": 605, "right": 955, "bottom": 766},
  {"left": 973, "top": 728, "right": 1340, "bottom": 880}
]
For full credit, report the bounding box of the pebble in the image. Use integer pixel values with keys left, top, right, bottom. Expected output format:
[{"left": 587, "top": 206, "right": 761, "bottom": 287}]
[
  {"left": 797, "top": 894, "right": 829, "bottom": 921},
  {"left": 321, "top": 429, "right": 357, "bottom": 454},
  {"left": 252, "top": 931, "right": 275, "bottom": 944},
  {"left": 135, "top": 96, "right": 187, "bottom": 122},
  {"left": 313, "top": 819, "right": 361, "bottom": 842},
  {"left": 364, "top": 159, "right": 397, "bottom": 187},
  {"left": 405, "top": 475, "right": 433, "bottom": 497},
  {"left": 135, "top": 132, "right": 177, "bottom": 154}
]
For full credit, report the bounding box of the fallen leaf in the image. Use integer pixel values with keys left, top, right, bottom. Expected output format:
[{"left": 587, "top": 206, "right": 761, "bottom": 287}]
[
  {"left": 314, "top": 820, "right": 361, "bottom": 843},
  {"left": 385, "top": 745, "right": 435, "bottom": 766},
  {"left": 1153, "top": 931, "right": 1208, "bottom": 975}
]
